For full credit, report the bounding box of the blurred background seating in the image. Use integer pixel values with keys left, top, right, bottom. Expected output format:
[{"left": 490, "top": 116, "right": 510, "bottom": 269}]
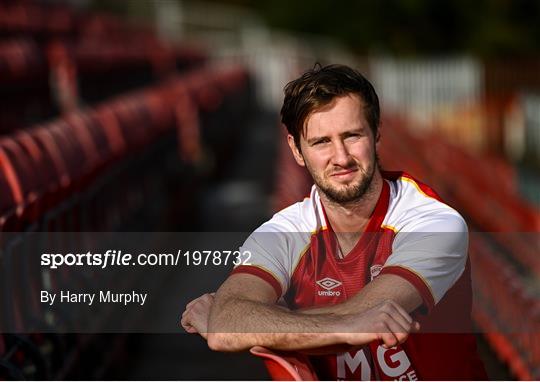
[{"left": 0, "top": 0, "right": 539, "bottom": 380}]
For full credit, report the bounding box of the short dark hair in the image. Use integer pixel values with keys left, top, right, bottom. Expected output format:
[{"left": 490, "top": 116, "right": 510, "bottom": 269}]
[{"left": 280, "top": 64, "right": 380, "bottom": 149}]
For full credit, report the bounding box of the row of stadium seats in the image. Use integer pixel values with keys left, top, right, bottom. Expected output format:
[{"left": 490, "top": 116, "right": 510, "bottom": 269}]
[
  {"left": 378, "top": 116, "right": 540, "bottom": 379},
  {"left": 0, "top": 1, "right": 74, "bottom": 38},
  {"left": 380, "top": 116, "right": 540, "bottom": 276},
  {"left": 0, "top": 37, "right": 204, "bottom": 86},
  {"left": 0, "top": 37, "right": 205, "bottom": 133},
  {"left": 0, "top": 1, "right": 158, "bottom": 43},
  {"left": 0, "top": 63, "right": 252, "bottom": 379},
  {"left": 0, "top": 1, "right": 206, "bottom": 136},
  {"left": 0, "top": 64, "right": 248, "bottom": 230},
  {"left": 471, "top": 237, "right": 539, "bottom": 380},
  {"left": 0, "top": 3, "right": 255, "bottom": 379},
  {"left": 382, "top": 115, "right": 536, "bottom": 227}
]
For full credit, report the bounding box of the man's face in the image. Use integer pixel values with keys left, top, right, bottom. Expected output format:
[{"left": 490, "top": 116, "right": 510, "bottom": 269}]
[{"left": 288, "top": 94, "right": 379, "bottom": 204}]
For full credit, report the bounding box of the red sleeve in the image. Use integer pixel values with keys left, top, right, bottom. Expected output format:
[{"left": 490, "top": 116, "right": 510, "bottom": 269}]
[
  {"left": 231, "top": 265, "right": 283, "bottom": 298},
  {"left": 380, "top": 265, "right": 435, "bottom": 312}
]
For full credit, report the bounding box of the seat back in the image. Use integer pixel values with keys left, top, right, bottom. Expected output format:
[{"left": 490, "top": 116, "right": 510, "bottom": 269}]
[{"left": 250, "top": 346, "right": 318, "bottom": 381}]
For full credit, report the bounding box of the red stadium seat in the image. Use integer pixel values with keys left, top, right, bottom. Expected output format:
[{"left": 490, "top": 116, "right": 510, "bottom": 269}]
[
  {"left": 26, "top": 126, "right": 70, "bottom": 190},
  {"left": 0, "top": 145, "right": 25, "bottom": 229},
  {"left": 250, "top": 346, "right": 319, "bottom": 381},
  {"left": 0, "top": 137, "right": 46, "bottom": 224},
  {"left": 92, "top": 104, "right": 127, "bottom": 158}
]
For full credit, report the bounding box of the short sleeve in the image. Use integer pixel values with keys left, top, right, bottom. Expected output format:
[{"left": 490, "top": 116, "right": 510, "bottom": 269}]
[
  {"left": 380, "top": 211, "right": 468, "bottom": 311},
  {"left": 232, "top": 225, "right": 310, "bottom": 299}
]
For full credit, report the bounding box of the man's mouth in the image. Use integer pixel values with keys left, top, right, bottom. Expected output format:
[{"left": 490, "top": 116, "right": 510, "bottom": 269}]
[{"left": 330, "top": 168, "right": 357, "bottom": 178}]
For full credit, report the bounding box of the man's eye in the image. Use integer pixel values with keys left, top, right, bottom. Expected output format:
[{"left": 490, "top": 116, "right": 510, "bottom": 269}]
[{"left": 346, "top": 135, "right": 364, "bottom": 142}]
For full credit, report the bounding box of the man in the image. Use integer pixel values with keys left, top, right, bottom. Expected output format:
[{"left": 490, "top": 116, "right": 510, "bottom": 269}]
[{"left": 182, "top": 64, "right": 486, "bottom": 380}]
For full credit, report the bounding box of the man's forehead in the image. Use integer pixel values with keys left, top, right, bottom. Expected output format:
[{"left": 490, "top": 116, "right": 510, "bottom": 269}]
[{"left": 302, "top": 94, "right": 368, "bottom": 138}]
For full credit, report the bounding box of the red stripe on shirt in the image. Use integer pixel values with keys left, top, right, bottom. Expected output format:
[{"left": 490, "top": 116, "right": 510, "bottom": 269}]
[
  {"left": 380, "top": 265, "right": 435, "bottom": 312},
  {"left": 383, "top": 170, "right": 444, "bottom": 203},
  {"left": 231, "top": 265, "right": 283, "bottom": 298}
]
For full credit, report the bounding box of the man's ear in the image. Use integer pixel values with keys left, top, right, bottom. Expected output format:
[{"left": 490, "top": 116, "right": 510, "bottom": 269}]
[
  {"left": 287, "top": 134, "right": 305, "bottom": 167},
  {"left": 375, "top": 130, "right": 381, "bottom": 145}
]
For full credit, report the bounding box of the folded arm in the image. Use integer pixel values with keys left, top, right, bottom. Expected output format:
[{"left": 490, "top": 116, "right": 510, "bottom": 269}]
[
  {"left": 183, "top": 272, "right": 420, "bottom": 352},
  {"left": 303, "top": 273, "right": 423, "bottom": 315}
]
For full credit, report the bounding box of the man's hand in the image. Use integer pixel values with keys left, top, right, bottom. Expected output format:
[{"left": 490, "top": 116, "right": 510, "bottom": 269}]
[
  {"left": 180, "top": 293, "right": 215, "bottom": 339},
  {"left": 337, "top": 300, "right": 420, "bottom": 349}
]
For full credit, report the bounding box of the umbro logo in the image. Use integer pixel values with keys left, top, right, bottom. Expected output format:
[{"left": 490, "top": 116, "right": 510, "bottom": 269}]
[
  {"left": 316, "top": 277, "right": 342, "bottom": 297},
  {"left": 317, "top": 277, "right": 342, "bottom": 290}
]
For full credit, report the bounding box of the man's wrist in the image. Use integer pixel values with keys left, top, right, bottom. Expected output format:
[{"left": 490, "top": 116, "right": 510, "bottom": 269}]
[{"left": 318, "top": 314, "right": 352, "bottom": 345}]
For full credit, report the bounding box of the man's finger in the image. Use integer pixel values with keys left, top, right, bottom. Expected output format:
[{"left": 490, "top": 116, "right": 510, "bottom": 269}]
[
  {"left": 384, "top": 316, "right": 409, "bottom": 340},
  {"left": 181, "top": 308, "right": 190, "bottom": 321},
  {"left": 375, "top": 314, "right": 412, "bottom": 348},
  {"left": 379, "top": 324, "right": 399, "bottom": 349},
  {"left": 181, "top": 314, "right": 200, "bottom": 334},
  {"left": 185, "top": 293, "right": 214, "bottom": 311},
  {"left": 186, "top": 298, "right": 200, "bottom": 310},
  {"left": 388, "top": 300, "right": 413, "bottom": 324},
  {"left": 387, "top": 305, "right": 415, "bottom": 334},
  {"left": 180, "top": 314, "right": 190, "bottom": 328}
]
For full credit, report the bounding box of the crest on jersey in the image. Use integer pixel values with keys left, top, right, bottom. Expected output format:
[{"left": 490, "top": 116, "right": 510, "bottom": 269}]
[
  {"left": 316, "top": 277, "right": 342, "bottom": 296},
  {"left": 370, "top": 264, "right": 383, "bottom": 281}
]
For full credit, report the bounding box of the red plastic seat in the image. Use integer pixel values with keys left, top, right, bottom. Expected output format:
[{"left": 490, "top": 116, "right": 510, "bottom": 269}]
[
  {"left": 92, "top": 104, "right": 127, "bottom": 158},
  {"left": 250, "top": 346, "right": 318, "bottom": 381},
  {"left": 1, "top": 136, "right": 47, "bottom": 214},
  {"left": 26, "top": 126, "right": 70, "bottom": 193},
  {"left": 46, "top": 120, "right": 92, "bottom": 190},
  {"left": 109, "top": 97, "right": 150, "bottom": 150},
  {"left": 0, "top": 145, "right": 25, "bottom": 230},
  {"left": 63, "top": 112, "right": 100, "bottom": 166}
]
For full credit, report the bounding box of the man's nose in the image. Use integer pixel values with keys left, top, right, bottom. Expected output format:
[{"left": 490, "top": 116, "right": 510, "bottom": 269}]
[{"left": 331, "top": 140, "right": 352, "bottom": 167}]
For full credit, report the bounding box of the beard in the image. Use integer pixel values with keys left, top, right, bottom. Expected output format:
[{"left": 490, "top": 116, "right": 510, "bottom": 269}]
[{"left": 307, "top": 153, "right": 379, "bottom": 204}]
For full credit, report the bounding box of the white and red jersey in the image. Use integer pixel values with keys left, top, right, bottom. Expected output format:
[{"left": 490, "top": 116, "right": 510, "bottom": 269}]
[{"left": 232, "top": 171, "right": 486, "bottom": 380}]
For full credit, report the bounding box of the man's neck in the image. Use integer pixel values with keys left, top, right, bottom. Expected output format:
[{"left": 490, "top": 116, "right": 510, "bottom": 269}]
[{"left": 319, "top": 171, "right": 384, "bottom": 234}]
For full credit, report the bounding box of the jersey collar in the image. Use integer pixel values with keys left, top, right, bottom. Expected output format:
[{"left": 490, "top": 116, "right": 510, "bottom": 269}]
[{"left": 319, "top": 178, "right": 390, "bottom": 234}]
